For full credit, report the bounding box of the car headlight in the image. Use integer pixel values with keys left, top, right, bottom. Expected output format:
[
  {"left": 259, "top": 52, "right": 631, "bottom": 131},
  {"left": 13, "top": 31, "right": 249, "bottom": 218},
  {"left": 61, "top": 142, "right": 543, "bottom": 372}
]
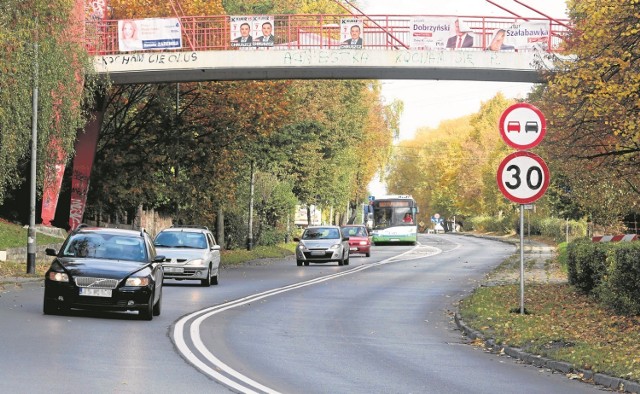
[
  {"left": 297, "top": 244, "right": 307, "bottom": 251},
  {"left": 48, "top": 271, "right": 69, "bottom": 282},
  {"left": 328, "top": 243, "right": 342, "bottom": 250},
  {"left": 359, "top": 241, "right": 368, "bottom": 246},
  {"left": 189, "top": 258, "right": 205, "bottom": 266},
  {"left": 125, "top": 276, "right": 150, "bottom": 287}
]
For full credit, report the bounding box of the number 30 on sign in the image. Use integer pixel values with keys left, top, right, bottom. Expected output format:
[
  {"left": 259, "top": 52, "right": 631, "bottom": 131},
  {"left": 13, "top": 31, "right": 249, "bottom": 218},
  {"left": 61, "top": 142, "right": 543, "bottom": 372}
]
[{"left": 497, "top": 151, "right": 550, "bottom": 204}]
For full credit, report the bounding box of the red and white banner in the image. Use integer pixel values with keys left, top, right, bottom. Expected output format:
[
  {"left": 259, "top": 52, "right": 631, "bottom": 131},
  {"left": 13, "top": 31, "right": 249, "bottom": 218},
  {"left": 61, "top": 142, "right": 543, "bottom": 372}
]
[
  {"left": 592, "top": 234, "right": 639, "bottom": 243},
  {"left": 69, "top": 112, "right": 102, "bottom": 230}
]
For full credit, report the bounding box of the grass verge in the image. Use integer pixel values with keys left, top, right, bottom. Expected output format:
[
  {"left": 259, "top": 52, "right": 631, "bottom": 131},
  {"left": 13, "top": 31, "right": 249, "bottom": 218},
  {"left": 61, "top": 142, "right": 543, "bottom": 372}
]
[
  {"left": 459, "top": 268, "right": 640, "bottom": 383},
  {"left": 0, "top": 220, "right": 64, "bottom": 249}
]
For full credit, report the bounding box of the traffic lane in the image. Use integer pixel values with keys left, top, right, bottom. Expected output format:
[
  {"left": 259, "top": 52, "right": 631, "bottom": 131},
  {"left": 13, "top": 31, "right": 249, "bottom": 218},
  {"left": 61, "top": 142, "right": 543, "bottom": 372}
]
[
  {"left": 194, "top": 236, "right": 601, "bottom": 393},
  {"left": 0, "top": 246, "right": 398, "bottom": 393}
]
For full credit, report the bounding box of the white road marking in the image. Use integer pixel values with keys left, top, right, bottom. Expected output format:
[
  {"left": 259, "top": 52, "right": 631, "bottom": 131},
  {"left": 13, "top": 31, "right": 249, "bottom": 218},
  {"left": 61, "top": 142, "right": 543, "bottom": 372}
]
[{"left": 172, "top": 244, "right": 441, "bottom": 393}]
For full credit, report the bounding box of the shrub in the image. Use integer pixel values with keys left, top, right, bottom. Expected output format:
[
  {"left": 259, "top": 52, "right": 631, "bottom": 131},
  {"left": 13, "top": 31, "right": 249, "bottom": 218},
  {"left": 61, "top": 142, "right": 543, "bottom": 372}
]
[
  {"left": 468, "top": 215, "right": 513, "bottom": 233},
  {"left": 598, "top": 242, "right": 640, "bottom": 315},
  {"left": 566, "top": 238, "right": 611, "bottom": 294}
]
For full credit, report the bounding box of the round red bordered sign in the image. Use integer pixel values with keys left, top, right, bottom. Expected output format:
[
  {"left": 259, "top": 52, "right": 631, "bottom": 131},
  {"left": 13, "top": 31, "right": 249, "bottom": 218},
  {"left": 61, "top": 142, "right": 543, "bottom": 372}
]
[
  {"left": 499, "top": 103, "right": 547, "bottom": 150},
  {"left": 497, "top": 151, "right": 550, "bottom": 204}
]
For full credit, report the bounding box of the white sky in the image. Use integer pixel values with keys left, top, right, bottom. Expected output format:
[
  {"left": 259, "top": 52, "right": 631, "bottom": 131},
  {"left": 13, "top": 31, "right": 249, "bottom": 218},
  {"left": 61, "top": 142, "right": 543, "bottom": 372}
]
[{"left": 359, "top": 0, "right": 568, "bottom": 195}]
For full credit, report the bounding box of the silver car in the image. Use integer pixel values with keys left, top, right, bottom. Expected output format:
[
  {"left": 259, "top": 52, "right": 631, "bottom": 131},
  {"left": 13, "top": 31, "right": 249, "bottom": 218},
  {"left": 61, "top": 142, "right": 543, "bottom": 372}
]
[
  {"left": 294, "top": 225, "right": 350, "bottom": 266},
  {"left": 153, "top": 226, "right": 221, "bottom": 287}
]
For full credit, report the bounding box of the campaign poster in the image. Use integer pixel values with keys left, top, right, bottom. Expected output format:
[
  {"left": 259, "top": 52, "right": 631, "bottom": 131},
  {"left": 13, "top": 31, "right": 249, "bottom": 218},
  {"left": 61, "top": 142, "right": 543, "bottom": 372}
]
[
  {"left": 231, "top": 15, "right": 275, "bottom": 48},
  {"left": 410, "top": 17, "right": 452, "bottom": 49},
  {"left": 487, "top": 22, "right": 551, "bottom": 51},
  {"left": 118, "top": 18, "right": 182, "bottom": 52},
  {"left": 340, "top": 18, "right": 363, "bottom": 49},
  {"left": 252, "top": 16, "right": 275, "bottom": 47}
]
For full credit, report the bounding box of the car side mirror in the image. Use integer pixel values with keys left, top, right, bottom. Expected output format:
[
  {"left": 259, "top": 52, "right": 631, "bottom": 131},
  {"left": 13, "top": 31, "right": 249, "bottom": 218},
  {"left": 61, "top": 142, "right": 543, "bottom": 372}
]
[
  {"left": 211, "top": 245, "right": 221, "bottom": 251},
  {"left": 45, "top": 248, "right": 58, "bottom": 256},
  {"left": 343, "top": 236, "right": 349, "bottom": 241},
  {"left": 293, "top": 237, "right": 300, "bottom": 242},
  {"left": 154, "top": 255, "right": 166, "bottom": 262}
]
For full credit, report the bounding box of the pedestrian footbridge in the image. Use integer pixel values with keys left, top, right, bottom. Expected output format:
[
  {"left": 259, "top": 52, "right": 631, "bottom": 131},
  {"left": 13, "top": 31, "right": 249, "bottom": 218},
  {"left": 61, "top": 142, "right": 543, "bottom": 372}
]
[{"left": 89, "top": 13, "right": 570, "bottom": 85}]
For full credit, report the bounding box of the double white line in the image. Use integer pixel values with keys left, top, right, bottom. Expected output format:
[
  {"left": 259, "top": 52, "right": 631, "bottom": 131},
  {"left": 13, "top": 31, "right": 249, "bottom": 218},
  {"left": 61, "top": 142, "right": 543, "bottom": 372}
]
[{"left": 172, "top": 245, "right": 440, "bottom": 393}]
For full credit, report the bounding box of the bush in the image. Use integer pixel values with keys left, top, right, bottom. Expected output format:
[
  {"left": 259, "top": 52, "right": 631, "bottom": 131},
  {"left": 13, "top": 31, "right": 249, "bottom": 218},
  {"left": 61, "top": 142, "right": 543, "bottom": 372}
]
[
  {"left": 566, "top": 238, "right": 611, "bottom": 294},
  {"left": 598, "top": 242, "right": 640, "bottom": 315},
  {"left": 519, "top": 216, "right": 587, "bottom": 243},
  {"left": 467, "top": 215, "right": 514, "bottom": 233}
]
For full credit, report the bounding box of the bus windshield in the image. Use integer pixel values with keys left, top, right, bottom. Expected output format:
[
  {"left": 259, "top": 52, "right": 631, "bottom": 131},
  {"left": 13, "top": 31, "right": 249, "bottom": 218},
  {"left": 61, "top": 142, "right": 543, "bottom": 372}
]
[{"left": 373, "top": 207, "right": 414, "bottom": 229}]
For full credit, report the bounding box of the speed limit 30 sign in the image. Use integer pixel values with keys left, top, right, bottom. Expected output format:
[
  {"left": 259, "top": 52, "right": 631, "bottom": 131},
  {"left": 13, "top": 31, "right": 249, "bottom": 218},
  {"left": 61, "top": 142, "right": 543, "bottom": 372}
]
[{"left": 497, "top": 151, "right": 550, "bottom": 204}]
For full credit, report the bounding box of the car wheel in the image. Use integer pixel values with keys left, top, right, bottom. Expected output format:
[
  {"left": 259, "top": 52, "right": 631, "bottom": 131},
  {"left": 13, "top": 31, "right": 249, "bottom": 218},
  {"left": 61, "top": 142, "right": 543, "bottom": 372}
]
[
  {"left": 212, "top": 267, "right": 219, "bottom": 285},
  {"left": 140, "top": 291, "right": 154, "bottom": 321},
  {"left": 344, "top": 256, "right": 350, "bottom": 265},
  {"left": 201, "top": 266, "right": 212, "bottom": 287},
  {"left": 297, "top": 260, "right": 303, "bottom": 266},
  {"left": 366, "top": 252, "right": 371, "bottom": 257},
  {"left": 338, "top": 255, "right": 344, "bottom": 266},
  {"left": 152, "top": 286, "right": 162, "bottom": 316}
]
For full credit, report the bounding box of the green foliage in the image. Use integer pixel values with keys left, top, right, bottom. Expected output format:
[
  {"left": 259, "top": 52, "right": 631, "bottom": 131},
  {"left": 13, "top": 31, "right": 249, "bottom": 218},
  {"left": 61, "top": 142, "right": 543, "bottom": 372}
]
[
  {"left": 566, "top": 238, "right": 611, "bottom": 293},
  {"left": 0, "top": 0, "right": 96, "bottom": 204},
  {"left": 598, "top": 242, "right": 640, "bottom": 315},
  {"left": 0, "top": 220, "right": 64, "bottom": 249},
  {"left": 467, "top": 215, "right": 514, "bottom": 234},
  {"left": 219, "top": 244, "right": 295, "bottom": 265},
  {"left": 519, "top": 216, "right": 587, "bottom": 243},
  {"left": 567, "top": 239, "right": 640, "bottom": 315}
]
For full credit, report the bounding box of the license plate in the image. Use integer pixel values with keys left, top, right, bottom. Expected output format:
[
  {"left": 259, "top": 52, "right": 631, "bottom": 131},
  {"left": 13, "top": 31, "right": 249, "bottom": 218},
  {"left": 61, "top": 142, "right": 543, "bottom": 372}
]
[
  {"left": 79, "top": 288, "right": 112, "bottom": 297},
  {"left": 311, "top": 251, "right": 325, "bottom": 256},
  {"left": 350, "top": 247, "right": 357, "bottom": 251},
  {"left": 164, "top": 267, "right": 184, "bottom": 273}
]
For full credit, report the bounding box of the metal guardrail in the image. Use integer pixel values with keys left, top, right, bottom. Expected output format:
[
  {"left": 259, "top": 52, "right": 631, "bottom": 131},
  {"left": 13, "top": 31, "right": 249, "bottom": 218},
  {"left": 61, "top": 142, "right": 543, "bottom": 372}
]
[{"left": 86, "top": 14, "right": 570, "bottom": 55}]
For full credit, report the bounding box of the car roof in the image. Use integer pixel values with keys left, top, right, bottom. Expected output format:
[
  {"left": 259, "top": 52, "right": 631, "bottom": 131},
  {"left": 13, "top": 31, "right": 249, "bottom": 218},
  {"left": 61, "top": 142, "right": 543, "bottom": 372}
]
[
  {"left": 341, "top": 224, "right": 365, "bottom": 227},
  {"left": 158, "top": 227, "right": 210, "bottom": 233},
  {"left": 74, "top": 227, "right": 144, "bottom": 237},
  {"left": 306, "top": 225, "right": 340, "bottom": 229}
]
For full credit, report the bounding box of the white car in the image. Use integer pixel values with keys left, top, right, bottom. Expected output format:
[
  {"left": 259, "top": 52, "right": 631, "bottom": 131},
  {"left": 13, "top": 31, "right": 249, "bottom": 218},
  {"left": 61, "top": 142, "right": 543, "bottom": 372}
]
[
  {"left": 153, "top": 226, "right": 221, "bottom": 287},
  {"left": 294, "top": 225, "right": 350, "bottom": 266}
]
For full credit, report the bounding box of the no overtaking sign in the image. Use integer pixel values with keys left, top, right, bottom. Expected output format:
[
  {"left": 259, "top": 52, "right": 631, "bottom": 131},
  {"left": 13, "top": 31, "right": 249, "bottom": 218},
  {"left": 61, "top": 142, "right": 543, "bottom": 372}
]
[{"left": 499, "top": 103, "right": 546, "bottom": 150}]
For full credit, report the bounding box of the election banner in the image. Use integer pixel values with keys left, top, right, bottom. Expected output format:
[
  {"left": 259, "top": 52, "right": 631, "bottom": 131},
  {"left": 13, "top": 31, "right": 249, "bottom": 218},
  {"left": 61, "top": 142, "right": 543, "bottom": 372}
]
[
  {"left": 487, "top": 22, "right": 550, "bottom": 52},
  {"left": 340, "top": 18, "right": 364, "bottom": 49},
  {"left": 410, "top": 17, "right": 453, "bottom": 49},
  {"left": 118, "top": 18, "right": 182, "bottom": 52}
]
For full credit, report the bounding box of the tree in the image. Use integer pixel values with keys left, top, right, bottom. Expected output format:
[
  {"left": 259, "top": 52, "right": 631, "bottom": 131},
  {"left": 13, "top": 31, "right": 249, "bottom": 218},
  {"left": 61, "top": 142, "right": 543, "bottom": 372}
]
[
  {"left": 0, "top": 0, "right": 95, "bottom": 205},
  {"left": 539, "top": 0, "right": 640, "bottom": 227}
]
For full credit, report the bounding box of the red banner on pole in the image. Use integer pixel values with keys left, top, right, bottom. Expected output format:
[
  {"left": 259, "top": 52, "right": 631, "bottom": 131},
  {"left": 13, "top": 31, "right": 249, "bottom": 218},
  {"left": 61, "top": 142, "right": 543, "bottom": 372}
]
[{"left": 68, "top": 112, "right": 102, "bottom": 230}]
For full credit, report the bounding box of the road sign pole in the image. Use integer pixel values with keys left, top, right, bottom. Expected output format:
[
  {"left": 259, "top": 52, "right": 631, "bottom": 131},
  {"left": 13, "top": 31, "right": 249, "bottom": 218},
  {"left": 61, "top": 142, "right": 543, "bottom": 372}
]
[{"left": 520, "top": 204, "right": 525, "bottom": 314}]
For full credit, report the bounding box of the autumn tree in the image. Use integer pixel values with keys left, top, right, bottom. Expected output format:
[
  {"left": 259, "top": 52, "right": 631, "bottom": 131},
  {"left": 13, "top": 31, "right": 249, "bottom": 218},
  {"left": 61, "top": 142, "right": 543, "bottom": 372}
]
[
  {"left": 0, "top": 0, "right": 95, "bottom": 206},
  {"left": 539, "top": 0, "right": 640, "bottom": 227}
]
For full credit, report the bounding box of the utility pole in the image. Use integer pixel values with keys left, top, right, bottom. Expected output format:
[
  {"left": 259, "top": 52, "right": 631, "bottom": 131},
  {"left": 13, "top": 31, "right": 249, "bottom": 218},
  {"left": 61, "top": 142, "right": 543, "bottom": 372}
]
[
  {"left": 247, "top": 160, "right": 255, "bottom": 250},
  {"left": 27, "top": 39, "right": 39, "bottom": 274}
]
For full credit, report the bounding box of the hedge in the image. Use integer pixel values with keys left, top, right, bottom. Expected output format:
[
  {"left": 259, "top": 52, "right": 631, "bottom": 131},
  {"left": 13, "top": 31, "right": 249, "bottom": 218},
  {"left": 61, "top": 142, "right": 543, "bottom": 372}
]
[{"left": 567, "top": 239, "right": 640, "bottom": 315}]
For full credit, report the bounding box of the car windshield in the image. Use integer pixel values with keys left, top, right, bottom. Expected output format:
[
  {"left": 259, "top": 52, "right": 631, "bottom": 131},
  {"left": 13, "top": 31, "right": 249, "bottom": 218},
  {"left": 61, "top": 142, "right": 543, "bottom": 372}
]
[
  {"left": 154, "top": 231, "right": 207, "bottom": 249},
  {"left": 342, "top": 226, "right": 367, "bottom": 237},
  {"left": 61, "top": 233, "right": 147, "bottom": 262},
  {"left": 302, "top": 228, "right": 340, "bottom": 240}
]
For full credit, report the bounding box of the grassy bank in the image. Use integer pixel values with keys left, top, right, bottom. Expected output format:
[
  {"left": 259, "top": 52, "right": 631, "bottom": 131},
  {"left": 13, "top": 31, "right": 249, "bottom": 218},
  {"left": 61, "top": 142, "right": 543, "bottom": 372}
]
[
  {"left": 459, "top": 251, "right": 640, "bottom": 384},
  {"left": 0, "top": 220, "right": 65, "bottom": 249}
]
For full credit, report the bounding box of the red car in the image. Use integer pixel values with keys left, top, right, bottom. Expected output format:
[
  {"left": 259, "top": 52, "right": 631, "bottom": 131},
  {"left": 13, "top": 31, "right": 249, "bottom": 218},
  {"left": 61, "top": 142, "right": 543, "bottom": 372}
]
[{"left": 341, "top": 225, "right": 371, "bottom": 257}]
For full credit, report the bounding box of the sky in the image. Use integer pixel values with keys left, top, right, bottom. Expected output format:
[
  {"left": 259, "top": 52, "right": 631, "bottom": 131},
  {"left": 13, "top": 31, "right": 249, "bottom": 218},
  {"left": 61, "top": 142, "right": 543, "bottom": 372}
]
[{"left": 358, "top": 0, "right": 569, "bottom": 195}]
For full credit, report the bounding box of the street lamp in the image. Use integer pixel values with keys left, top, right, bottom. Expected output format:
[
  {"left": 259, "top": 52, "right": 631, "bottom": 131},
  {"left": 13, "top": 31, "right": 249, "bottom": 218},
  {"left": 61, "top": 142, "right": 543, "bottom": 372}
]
[{"left": 27, "top": 38, "right": 39, "bottom": 274}]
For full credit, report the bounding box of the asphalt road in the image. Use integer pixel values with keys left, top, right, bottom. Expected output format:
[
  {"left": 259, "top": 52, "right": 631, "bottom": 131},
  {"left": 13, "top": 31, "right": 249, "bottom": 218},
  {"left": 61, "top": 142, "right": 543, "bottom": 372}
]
[{"left": 0, "top": 234, "right": 606, "bottom": 393}]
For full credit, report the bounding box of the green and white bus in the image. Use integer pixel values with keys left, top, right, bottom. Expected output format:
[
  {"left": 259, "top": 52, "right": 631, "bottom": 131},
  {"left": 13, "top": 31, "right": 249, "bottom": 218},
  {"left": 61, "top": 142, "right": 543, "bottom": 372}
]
[{"left": 369, "top": 195, "right": 419, "bottom": 245}]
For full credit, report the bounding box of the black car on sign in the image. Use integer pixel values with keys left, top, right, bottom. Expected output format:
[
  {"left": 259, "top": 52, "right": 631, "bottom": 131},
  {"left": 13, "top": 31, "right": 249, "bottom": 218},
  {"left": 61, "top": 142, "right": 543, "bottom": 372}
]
[{"left": 43, "top": 225, "right": 164, "bottom": 320}]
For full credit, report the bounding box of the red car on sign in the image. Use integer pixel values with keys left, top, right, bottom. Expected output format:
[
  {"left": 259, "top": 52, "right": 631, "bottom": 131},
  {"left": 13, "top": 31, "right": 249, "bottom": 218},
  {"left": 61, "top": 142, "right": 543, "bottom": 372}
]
[
  {"left": 507, "top": 121, "right": 520, "bottom": 133},
  {"left": 341, "top": 225, "right": 371, "bottom": 257}
]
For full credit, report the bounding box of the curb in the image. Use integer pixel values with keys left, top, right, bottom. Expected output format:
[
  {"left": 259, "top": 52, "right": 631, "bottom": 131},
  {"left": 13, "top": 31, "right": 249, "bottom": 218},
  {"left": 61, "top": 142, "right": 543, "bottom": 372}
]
[{"left": 454, "top": 313, "right": 640, "bottom": 393}]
